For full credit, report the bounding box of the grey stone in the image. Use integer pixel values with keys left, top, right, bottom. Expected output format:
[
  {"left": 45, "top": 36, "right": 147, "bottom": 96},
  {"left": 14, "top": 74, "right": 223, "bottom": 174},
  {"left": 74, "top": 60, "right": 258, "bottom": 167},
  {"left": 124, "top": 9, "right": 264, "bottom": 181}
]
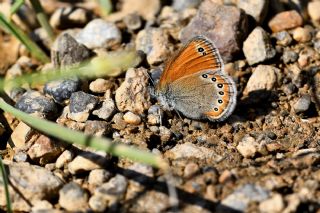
[
  {"left": 84, "top": 120, "right": 112, "bottom": 136},
  {"left": 92, "top": 98, "right": 116, "bottom": 120},
  {"left": 274, "top": 31, "right": 292, "bottom": 46},
  {"left": 124, "top": 13, "right": 142, "bottom": 31},
  {"left": 180, "top": 0, "right": 248, "bottom": 62},
  {"left": 172, "top": 0, "right": 201, "bottom": 11},
  {"left": 244, "top": 65, "right": 279, "bottom": 95},
  {"left": 88, "top": 169, "right": 112, "bottom": 187},
  {"left": 15, "top": 90, "right": 58, "bottom": 119},
  {"left": 44, "top": 79, "right": 81, "bottom": 104},
  {"left": 76, "top": 19, "right": 121, "bottom": 49},
  {"left": 237, "top": 0, "right": 268, "bottom": 23},
  {"left": 243, "top": 27, "right": 276, "bottom": 65},
  {"left": 89, "top": 174, "right": 128, "bottom": 211},
  {"left": 51, "top": 33, "right": 93, "bottom": 68},
  {"left": 115, "top": 68, "right": 151, "bottom": 115},
  {"left": 135, "top": 28, "right": 172, "bottom": 65},
  {"left": 0, "top": 162, "right": 63, "bottom": 212},
  {"left": 282, "top": 50, "right": 298, "bottom": 64},
  {"left": 68, "top": 151, "right": 110, "bottom": 174},
  {"left": 220, "top": 184, "right": 269, "bottom": 212},
  {"left": 293, "top": 94, "right": 311, "bottom": 113},
  {"left": 69, "top": 91, "right": 99, "bottom": 122},
  {"left": 59, "top": 182, "right": 89, "bottom": 212}
]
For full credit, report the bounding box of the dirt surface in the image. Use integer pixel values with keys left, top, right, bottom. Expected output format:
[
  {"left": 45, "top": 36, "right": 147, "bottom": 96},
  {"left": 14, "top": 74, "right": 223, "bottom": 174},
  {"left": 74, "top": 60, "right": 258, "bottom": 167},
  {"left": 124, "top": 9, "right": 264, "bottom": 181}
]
[{"left": 0, "top": 0, "right": 320, "bottom": 212}]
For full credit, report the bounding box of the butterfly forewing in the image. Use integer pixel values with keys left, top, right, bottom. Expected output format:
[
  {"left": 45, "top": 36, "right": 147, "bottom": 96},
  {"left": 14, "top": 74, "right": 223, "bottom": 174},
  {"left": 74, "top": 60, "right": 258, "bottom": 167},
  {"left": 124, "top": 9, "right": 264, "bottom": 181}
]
[{"left": 158, "top": 36, "right": 223, "bottom": 88}]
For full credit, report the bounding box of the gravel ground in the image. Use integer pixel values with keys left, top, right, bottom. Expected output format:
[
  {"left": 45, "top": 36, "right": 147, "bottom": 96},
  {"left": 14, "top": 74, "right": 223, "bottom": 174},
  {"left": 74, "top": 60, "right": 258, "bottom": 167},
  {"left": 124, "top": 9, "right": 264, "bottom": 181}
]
[{"left": 0, "top": 0, "right": 320, "bottom": 212}]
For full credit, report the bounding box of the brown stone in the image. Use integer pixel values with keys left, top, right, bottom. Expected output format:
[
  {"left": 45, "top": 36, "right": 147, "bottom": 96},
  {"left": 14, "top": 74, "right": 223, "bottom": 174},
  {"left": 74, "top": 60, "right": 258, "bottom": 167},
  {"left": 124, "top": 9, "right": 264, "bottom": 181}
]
[
  {"left": 268, "top": 10, "right": 303, "bottom": 33},
  {"left": 180, "top": 0, "right": 248, "bottom": 62}
]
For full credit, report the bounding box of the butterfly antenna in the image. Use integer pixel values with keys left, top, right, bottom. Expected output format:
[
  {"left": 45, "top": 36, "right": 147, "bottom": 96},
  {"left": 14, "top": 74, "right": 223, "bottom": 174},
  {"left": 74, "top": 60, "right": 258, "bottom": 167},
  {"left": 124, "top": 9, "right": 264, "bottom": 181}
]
[
  {"left": 144, "top": 71, "right": 155, "bottom": 86},
  {"left": 174, "top": 109, "right": 183, "bottom": 122}
]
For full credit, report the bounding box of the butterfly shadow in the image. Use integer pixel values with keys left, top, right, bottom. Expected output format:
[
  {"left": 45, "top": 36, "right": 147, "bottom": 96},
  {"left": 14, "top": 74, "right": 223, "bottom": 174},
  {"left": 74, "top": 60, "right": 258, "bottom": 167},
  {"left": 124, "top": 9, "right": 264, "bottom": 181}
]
[{"left": 234, "top": 89, "right": 278, "bottom": 121}]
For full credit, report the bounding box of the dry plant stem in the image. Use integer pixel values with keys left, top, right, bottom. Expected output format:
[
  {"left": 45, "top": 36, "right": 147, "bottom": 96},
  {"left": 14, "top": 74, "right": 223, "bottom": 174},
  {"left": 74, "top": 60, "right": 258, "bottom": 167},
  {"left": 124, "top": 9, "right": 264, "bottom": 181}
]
[
  {"left": 0, "top": 12, "right": 50, "bottom": 63},
  {"left": 29, "top": 0, "right": 55, "bottom": 41},
  {"left": 0, "top": 157, "right": 12, "bottom": 213},
  {"left": 0, "top": 98, "right": 169, "bottom": 170}
]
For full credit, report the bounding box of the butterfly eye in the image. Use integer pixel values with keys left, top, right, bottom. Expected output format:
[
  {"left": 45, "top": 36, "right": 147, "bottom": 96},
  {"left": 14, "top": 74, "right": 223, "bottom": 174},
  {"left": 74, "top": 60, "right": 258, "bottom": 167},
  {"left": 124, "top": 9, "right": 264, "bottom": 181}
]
[
  {"left": 214, "top": 108, "right": 219, "bottom": 111},
  {"left": 198, "top": 47, "right": 204, "bottom": 52},
  {"left": 217, "top": 83, "right": 223, "bottom": 88},
  {"left": 202, "top": 74, "right": 208, "bottom": 78},
  {"left": 212, "top": 77, "right": 216, "bottom": 82},
  {"left": 219, "top": 91, "right": 224, "bottom": 95},
  {"left": 218, "top": 100, "right": 223, "bottom": 104}
]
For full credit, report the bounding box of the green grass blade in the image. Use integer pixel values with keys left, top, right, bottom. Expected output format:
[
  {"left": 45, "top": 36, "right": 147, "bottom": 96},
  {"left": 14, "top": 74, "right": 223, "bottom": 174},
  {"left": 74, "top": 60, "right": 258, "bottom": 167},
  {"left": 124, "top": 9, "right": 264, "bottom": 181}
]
[
  {"left": 10, "top": 0, "right": 25, "bottom": 16},
  {"left": 0, "top": 50, "right": 138, "bottom": 91},
  {"left": 0, "top": 157, "right": 12, "bottom": 213},
  {"left": 0, "top": 99, "right": 169, "bottom": 170},
  {"left": 0, "top": 12, "right": 50, "bottom": 63},
  {"left": 29, "top": 0, "right": 55, "bottom": 41}
]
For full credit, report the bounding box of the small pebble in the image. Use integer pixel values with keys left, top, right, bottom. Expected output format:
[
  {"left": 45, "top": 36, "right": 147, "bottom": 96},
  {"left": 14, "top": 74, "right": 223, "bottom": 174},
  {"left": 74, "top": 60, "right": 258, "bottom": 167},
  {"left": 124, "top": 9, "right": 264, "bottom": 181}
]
[
  {"left": 15, "top": 90, "right": 58, "bottom": 119},
  {"left": 123, "top": 112, "right": 141, "bottom": 125},
  {"left": 244, "top": 65, "right": 279, "bottom": 95},
  {"left": 237, "top": 0, "right": 268, "bottom": 23},
  {"left": 59, "top": 182, "right": 89, "bottom": 212},
  {"left": 259, "top": 193, "right": 284, "bottom": 213},
  {"left": 184, "top": 162, "right": 200, "bottom": 178},
  {"left": 243, "top": 27, "right": 276, "bottom": 65},
  {"left": 92, "top": 97, "right": 116, "bottom": 120},
  {"left": 236, "top": 135, "right": 259, "bottom": 158},
  {"left": 89, "top": 78, "right": 112, "bottom": 93},
  {"left": 56, "top": 150, "right": 74, "bottom": 169},
  {"left": 172, "top": 0, "right": 201, "bottom": 11},
  {"left": 268, "top": 10, "right": 303, "bottom": 33},
  {"left": 68, "top": 151, "right": 110, "bottom": 174},
  {"left": 68, "top": 91, "right": 99, "bottom": 122},
  {"left": 124, "top": 13, "right": 142, "bottom": 31},
  {"left": 274, "top": 31, "right": 292, "bottom": 46},
  {"left": 220, "top": 184, "right": 269, "bottom": 212},
  {"left": 293, "top": 94, "right": 311, "bottom": 113},
  {"left": 136, "top": 28, "right": 172, "bottom": 65},
  {"left": 76, "top": 19, "right": 122, "bottom": 49},
  {"left": 292, "top": 27, "right": 312, "bottom": 43},
  {"left": 282, "top": 50, "right": 298, "bottom": 64},
  {"left": 88, "top": 169, "right": 112, "bottom": 187}
]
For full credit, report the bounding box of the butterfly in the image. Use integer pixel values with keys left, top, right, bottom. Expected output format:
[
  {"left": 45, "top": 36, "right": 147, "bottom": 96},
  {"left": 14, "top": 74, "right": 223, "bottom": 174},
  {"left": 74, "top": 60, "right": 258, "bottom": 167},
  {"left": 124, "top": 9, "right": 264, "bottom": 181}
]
[{"left": 155, "top": 36, "right": 237, "bottom": 122}]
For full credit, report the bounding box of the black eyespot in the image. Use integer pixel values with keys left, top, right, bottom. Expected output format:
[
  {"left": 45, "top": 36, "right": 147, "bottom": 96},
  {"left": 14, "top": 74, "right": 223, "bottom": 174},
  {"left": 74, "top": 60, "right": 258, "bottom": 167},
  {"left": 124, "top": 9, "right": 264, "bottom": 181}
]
[
  {"left": 212, "top": 77, "right": 216, "bottom": 82},
  {"left": 214, "top": 108, "right": 219, "bottom": 111},
  {"left": 202, "top": 74, "right": 208, "bottom": 78},
  {"left": 217, "top": 83, "right": 223, "bottom": 88},
  {"left": 218, "top": 99, "right": 223, "bottom": 104},
  {"left": 198, "top": 47, "right": 204, "bottom": 52},
  {"left": 219, "top": 91, "right": 224, "bottom": 95}
]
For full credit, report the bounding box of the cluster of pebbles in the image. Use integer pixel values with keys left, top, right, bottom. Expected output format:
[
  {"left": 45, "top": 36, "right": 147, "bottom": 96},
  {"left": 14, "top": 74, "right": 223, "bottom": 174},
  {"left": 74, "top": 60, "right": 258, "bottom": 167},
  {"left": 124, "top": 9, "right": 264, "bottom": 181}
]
[{"left": 0, "top": 0, "right": 320, "bottom": 212}]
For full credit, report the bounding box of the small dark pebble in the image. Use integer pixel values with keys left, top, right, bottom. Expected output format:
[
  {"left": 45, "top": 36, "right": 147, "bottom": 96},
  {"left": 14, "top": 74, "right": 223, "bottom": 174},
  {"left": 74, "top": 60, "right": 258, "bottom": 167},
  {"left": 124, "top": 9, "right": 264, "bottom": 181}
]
[
  {"left": 15, "top": 90, "right": 58, "bottom": 119},
  {"left": 266, "top": 131, "right": 277, "bottom": 140},
  {"left": 283, "top": 83, "right": 298, "bottom": 95},
  {"left": 69, "top": 91, "right": 99, "bottom": 113},
  {"left": 282, "top": 50, "right": 298, "bottom": 64},
  {"left": 44, "top": 79, "right": 81, "bottom": 104},
  {"left": 52, "top": 33, "right": 93, "bottom": 68}
]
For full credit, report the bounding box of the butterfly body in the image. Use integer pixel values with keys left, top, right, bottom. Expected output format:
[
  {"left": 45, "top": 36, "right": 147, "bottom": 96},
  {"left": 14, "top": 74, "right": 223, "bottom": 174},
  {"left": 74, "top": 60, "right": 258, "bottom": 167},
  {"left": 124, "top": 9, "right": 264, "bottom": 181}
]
[{"left": 155, "top": 36, "right": 237, "bottom": 122}]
